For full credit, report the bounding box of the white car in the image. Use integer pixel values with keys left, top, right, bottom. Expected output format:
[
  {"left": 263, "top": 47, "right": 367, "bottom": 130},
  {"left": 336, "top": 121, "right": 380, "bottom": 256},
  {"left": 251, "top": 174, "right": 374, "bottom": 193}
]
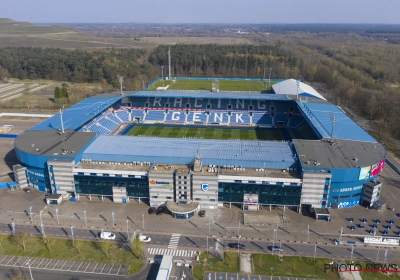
[
  {"left": 100, "top": 232, "right": 116, "bottom": 240},
  {"left": 139, "top": 235, "right": 151, "bottom": 243}
]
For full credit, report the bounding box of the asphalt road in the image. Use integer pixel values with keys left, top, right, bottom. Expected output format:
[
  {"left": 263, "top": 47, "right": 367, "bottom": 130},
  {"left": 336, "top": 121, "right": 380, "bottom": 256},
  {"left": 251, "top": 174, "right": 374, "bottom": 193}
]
[
  {"left": 0, "top": 264, "right": 128, "bottom": 280},
  {"left": 1, "top": 222, "right": 398, "bottom": 263}
]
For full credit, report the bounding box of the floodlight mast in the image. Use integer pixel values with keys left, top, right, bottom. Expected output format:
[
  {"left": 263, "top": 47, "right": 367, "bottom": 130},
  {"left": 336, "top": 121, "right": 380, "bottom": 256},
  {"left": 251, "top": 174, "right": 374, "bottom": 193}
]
[
  {"left": 119, "top": 76, "right": 124, "bottom": 96},
  {"left": 330, "top": 112, "right": 336, "bottom": 143},
  {"left": 168, "top": 47, "right": 171, "bottom": 80},
  {"left": 60, "top": 104, "right": 65, "bottom": 134}
]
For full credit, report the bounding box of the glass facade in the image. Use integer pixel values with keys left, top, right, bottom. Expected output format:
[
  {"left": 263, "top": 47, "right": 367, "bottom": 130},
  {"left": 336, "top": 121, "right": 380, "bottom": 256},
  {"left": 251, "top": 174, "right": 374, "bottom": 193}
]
[
  {"left": 218, "top": 182, "right": 301, "bottom": 205},
  {"left": 74, "top": 175, "right": 149, "bottom": 197}
]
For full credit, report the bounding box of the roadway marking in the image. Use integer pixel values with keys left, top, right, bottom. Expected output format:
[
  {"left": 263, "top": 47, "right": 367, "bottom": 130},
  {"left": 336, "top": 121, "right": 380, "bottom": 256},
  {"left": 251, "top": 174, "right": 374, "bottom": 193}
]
[
  {"left": 168, "top": 233, "right": 181, "bottom": 249},
  {"left": 36, "top": 258, "right": 45, "bottom": 268},
  {"left": 92, "top": 263, "right": 98, "bottom": 273},
  {"left": 6, "top": 257, "right": 15, "bottom": 265},
  {"left": 52, "top": 260, "right": 60, "bottom": 269},
  {"left": 84, "top": 262, "right": 91, "bottom": 272},
  {"left": 99, "top": 263, "right": 107, "bottom": 273},
  {"left": 116, "top": 265, "right": 122, "bottom": 275},
  {"left": 76, "top": 262, "right": 83, "bottom": 271},
  {"left": 68, "top": 261, "right": 75, "bottom": 271},
  {"left": 0, "top": 256, "right": 7, "bottom": 264},
  {"left": 60, "top": 260, "right": 68, "bottom": 270},
  {"left": 13, "top": 257, "right": 22, "bottom": 266},
  {"left": 44, "top": 259, "right": 53, "bottom": 269},
  {"left": 108, "top": 264, "right": 114, "bottom": 274}
]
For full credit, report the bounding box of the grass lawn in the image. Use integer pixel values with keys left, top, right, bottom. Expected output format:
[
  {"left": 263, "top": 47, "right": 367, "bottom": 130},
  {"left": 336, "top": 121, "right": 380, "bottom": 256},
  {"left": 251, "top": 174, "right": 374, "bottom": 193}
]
[
  {"left": 126, "top": 125, "right": 284, "bottom": 141},
  {"left": 192, "top": 252, "right": 240, "bottom": 280},
  {"left": 253, "top": 254, "right": 340, "bottom": 279},
  {"left": 147, "top": 79, "right": 276, "bottom": 91},
  {"left": 0, "top": 234, "right": 144, "bottom": 275}
]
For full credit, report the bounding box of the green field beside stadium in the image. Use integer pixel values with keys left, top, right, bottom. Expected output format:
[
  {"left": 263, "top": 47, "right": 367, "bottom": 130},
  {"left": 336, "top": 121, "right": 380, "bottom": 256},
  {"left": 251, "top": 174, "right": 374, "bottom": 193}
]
[
  {"left": 126, "top": 125, "right": 284, "bottom": 141},
  {"left": 147, "top": 79, "right": 276, "bottom": 91}
]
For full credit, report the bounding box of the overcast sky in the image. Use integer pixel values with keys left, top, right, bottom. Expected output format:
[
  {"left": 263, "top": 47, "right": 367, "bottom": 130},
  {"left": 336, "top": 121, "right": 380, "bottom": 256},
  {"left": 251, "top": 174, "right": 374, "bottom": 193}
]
[{"left": 2, "top": 0, "right": 399, "bottom": 24}]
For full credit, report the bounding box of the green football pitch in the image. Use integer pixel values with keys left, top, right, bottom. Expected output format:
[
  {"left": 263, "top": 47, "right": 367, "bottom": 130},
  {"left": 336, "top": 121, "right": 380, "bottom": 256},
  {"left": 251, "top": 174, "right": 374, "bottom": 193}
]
[
  {"left": 146, "top": 79, "right": 276, "bottom": 91},
  {"left": 125, "top": 125, "right": 284, "bottom": 141}
]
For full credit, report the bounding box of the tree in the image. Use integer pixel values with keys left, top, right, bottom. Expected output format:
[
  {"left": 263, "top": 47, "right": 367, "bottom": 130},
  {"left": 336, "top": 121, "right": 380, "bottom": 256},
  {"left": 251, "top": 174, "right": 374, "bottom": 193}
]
[
  {"left": 130, "top": 237, "right": 145, "bottom": 259},
  {"left": 73, "top": 240, "right": 83, "bottom": 254},
  {"left": 100, "top": 240, "right": 112, "bottom": 259},
  {"left": 43, "top": 237, "right": 55, "bottom": 253},
  {"left": 12, "top": 231, "right": 30, "bottom": 251},
  {"left": 54, "top": 86, "right": 60, "bottom": 99}
]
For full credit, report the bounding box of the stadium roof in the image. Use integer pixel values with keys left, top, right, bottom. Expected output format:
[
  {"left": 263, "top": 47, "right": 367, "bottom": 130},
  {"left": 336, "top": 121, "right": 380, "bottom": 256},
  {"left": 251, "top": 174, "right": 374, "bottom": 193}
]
[
  {"left": 29, "top": 96, "right": 121, "bottom": 131},
  {"left": 131, "top": 91, "right": 289, "bottom": 100},
  {"left": 297, "top": 101, "right": 377, "bottom": 143},
  {"left": 82, "top": 136, "right": 296, "bottom": 169},
  {"left": 272, "top": 79, "right": 326, "bottom": 101},
  {"left": 293, "top": 139, "right": 385, "bottom": 169},
  {"left": 15, "top": 130, "right": 96, "bottom": 157}
]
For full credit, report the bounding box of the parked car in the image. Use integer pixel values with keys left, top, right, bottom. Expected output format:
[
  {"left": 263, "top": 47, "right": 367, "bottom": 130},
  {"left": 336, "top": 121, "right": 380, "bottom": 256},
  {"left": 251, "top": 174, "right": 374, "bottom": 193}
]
[
  {"left": 198, "top": 210, "right": 206, "bottom": 217},
  {"left": 23, "top": 188, "right": 30, "bottom": 193},
  {"left": 271, "top": 246, "right": 283, "bottom": 252},
  {"left": 139, "top": 235, "right": 151, "bottom": 243},
  {"left": 228, "top": 243, "right": 245, "bottom": 249},
  {"left": 100, "top": 232, "right": 116, "bottom": 240},
  {"left": 156, "top": 207, "right": 164, "bottom": 215},
  {"left": 148, "top": 207, "right": 156, "bottom": 215}
]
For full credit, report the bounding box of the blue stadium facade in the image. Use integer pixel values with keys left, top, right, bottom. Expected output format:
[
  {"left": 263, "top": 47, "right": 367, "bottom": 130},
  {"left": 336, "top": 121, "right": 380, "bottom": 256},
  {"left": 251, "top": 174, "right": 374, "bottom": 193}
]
[{"left": 12, "top": 79, "right": 385, "bottom": 215}]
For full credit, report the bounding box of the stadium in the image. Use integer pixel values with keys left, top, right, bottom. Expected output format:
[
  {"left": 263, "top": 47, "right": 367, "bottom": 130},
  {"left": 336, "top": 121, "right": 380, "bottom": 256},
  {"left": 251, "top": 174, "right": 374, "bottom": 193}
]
[{"left": 12, "top": 78, "right": 385, "bottom": 219}]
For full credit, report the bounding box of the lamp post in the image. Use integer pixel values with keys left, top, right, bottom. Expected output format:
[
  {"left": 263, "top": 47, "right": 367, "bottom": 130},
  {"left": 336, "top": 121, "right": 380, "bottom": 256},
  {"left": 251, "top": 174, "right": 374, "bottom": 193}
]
[
  {"left": 25, "top": 259, "right": 33, "bottom": 280},
  {"left": 313, "top": 243, "right": 317, "bottom": 261},
  {"left": 84, "top": 210, "right": 87, "bottom": 227},
  {"left": 55, "top": 208, "right": 59, "bottom": 225},
  {"left": 29, "top": 206, "right": 33, "bottom": 223},
  {"left": 339, "top": 226, "right": 343, "bottom": 243},
  {"left": 350, "top": 245, "right": 354, "bottom": 262},
  {"left": 112, "top": 212, "right": 115, "bottom": 228},
  {"left": 376, "top": 244, "right": 381, "bottom": 262},
  {"left": 11, "top": 220, "right": 16, "bottom": 235},
  {"left": 142, "top": 79, "right": 145, "bottom": 91},
  {"left": 268, "top": 67, "right": 272, "bottom": 89},
  {"left": 126, "top": 219, "right": 129, "bottom": 241},
  {"left": 71, "top": 226, "right": 74, "bottom": 243},
  {"left": 39, "top": 212, "right": 42, "bottom": 224},
  {"left": 237, "top": 235, "right": 241, "bottom": 255},
  {"left": 142, "top": 213, "right": 145, "bottom": 231},
  {"left": 307, "top": 224, "right": 310, "bottom": 243},
  {"left": 161, "top": 66, "right": 164, "bottom": 88},
  {"left": 41, "top": 224, "right": 45, "bottom": 239}
]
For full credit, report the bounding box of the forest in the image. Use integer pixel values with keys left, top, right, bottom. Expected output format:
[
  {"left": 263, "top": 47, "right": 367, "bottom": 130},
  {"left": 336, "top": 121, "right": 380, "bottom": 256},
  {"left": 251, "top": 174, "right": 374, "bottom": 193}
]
[{"left": 1, "top": 35, "right": 400, "bottom": 152}]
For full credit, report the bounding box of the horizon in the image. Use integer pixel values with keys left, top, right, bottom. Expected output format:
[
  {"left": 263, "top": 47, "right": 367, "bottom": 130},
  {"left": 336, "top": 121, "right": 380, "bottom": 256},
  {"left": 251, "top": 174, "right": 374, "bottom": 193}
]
[{"left": 1, "top": 0, "right": 400, "bottom": 24}]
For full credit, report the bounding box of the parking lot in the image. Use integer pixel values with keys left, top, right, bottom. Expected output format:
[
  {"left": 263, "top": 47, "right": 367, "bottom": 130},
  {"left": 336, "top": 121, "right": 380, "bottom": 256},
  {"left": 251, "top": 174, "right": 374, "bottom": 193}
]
[
  {"left": 0, "top": 254, "right": 128, "bottom": 276},
  {"left": 204, "top": 272, "right": 317, "bottom": 280}
]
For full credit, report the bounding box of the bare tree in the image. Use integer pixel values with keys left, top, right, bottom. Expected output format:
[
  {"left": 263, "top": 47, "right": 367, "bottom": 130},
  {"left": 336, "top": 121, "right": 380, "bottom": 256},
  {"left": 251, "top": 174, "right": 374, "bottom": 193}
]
[
  {"left": 43, "top": 237, "right": 55, "bottom": 253},
  {"left": 73, "top": 240, "right": 83, "bottom": 254},
  {"left": 13, "top": 231, "right": 30, "bottom": 251},
  {"left": 130, "top": 237, "right": 145, "bottom": 259}
]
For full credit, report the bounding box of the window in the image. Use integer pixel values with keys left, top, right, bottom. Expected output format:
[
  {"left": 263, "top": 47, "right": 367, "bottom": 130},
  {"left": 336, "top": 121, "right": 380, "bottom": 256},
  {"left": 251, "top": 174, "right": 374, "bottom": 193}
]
[
  {"left": 184, "top": 176, "right": 187, "bottom": 179},
  {"left": 195, "top": 198, "right": 201, "bottom": 201},
  {"left": 249, "top": 181, "right": 256, "bottom": 184},
  {"left": 179, "top": 187, "right": 181, "bottom": 189},
  {"left": 179, "top": 181, "right": 181, "bottom": 184},
  {"left": 90, "top": 173, "right": 96, "bottom": 176},
  {"left": 271, "top": 106, "right": 275, "bottom": 111},
  {"left": 234, "top": 180, "right": 242, "bottom": 183},
  {"left": 184, "top": 187, "right": 187, "bottom": 190},
  {"left": 178, "top": 176, "right": 181, "bottom": 179},
  {"left": 78, "top": 172, "right": 84, "bottom": 175},
  {"left": 210, "top": 199, "right": 216, "bottom": 202},
  {"left": 166, "top": 196, "right": 172, "bottom": 199},
  {"left": 103, "top": 174, "right": 109, "bottom": 177},
  {"left": 152, "top": 196, "right": 158, "bottom": 198},
  {"left": 184, "top": 181, "right": 187, "bottom": 185}
]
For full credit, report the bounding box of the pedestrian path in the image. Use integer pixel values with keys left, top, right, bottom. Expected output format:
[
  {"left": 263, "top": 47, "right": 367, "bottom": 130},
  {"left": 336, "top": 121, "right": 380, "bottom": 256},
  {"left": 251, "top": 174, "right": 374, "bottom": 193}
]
[
  {"left": 148, "top": 247, "right": 196, "bottom": 257},
  {"left": 0, "top": 254, "right": 127, "bottom": 276},
  {"left": 168, "top": 233, "right": 181, "bottom": 249}
]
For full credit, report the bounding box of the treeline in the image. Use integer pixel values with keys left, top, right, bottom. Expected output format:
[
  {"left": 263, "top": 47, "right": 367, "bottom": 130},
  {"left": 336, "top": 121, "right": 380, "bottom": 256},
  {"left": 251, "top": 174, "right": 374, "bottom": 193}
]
[
  {"left": 150, "top": 44, "right": 300, "bottom": 78},
  {"left": 0, "top": 47, "right": 152, "bottom": 89}
]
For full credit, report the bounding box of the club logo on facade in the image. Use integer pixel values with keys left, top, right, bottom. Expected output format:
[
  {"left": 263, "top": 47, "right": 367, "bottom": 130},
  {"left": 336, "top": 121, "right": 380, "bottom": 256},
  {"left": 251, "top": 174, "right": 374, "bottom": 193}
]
[{"left": 201, "top": 183, "right": 209, "bottom": 192}]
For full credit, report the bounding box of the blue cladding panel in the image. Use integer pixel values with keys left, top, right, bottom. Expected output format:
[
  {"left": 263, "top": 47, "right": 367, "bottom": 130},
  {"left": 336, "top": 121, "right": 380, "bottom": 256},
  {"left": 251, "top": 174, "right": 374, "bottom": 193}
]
[
  {"left": 82, "top": 136, "right": 295, "bottom": 169},
  {"left": 297, "top": 101, "right": 377, "bottom": 143},
  {"left": 30, "top": 96, "right": 121, "bottom": 131}
]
